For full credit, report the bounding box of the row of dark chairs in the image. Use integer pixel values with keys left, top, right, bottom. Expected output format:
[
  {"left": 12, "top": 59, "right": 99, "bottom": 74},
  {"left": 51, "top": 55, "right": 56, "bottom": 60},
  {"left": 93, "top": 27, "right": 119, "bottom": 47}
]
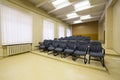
[
  {"left": 39, "top": 40, "right": 105, "bottom": 66},
  {"left": 57, "top": 36, "right": 90, "bottom": 42}
]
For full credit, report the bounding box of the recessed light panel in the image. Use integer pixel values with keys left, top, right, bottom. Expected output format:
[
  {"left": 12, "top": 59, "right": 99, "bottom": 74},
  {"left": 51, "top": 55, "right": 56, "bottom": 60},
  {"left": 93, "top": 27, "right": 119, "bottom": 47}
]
[
  {"left": 74, "top": 0, "right": 90, "bottom": 11},
  {"left": 73, "top": 20, "right": 82, "bottom": 24},
  {"left": 52, "top": 0, "right": 70, "bottom": 9},
  {"left": 80, "top": 15, "right": 91, "bottom": 20},
  {"left": 66, "top": 13, "right": 78, "bottom": 19}
]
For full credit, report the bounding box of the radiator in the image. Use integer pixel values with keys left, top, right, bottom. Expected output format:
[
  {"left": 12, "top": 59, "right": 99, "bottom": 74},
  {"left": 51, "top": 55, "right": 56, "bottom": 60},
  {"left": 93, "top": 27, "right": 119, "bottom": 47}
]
[{"left": 5, "top": 44, "right": 32, "bottom": 56}]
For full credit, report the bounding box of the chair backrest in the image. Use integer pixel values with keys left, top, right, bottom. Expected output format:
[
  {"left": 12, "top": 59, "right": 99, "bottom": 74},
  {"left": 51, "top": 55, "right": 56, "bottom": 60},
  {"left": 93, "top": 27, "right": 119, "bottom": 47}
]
[
  {"left": 90, "top": 41, "right": 102, "bottom": 52},
  {"left": 58, "top": 41, "right": 67, "bottom": 49},
  {"left": 44, "top": 40, "right": 52, "bottom": 48},
  {"left": 66, "top": 41, "right": 76, "bottom": 49},
  {"left": 59, "top": 37, "right": 64, "bottom": 40},
  {"left": 42, "top": 40, "right": 47, "bottom": 45},
  {"left": 52, "top": 40, "right": 59, "bottom": 47},
  {"left": 84, "top": 37, "right": 90, "bottom": 43},
  {"left": 76, "top": 41, "right": 88, "bottom": 51}
]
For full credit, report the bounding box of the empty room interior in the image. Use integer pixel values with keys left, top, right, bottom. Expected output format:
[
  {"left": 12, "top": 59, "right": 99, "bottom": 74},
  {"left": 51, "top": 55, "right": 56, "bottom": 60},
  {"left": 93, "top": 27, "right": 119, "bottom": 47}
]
[{"left": 0, "top": 0, "right": 120, "bottom": 80}]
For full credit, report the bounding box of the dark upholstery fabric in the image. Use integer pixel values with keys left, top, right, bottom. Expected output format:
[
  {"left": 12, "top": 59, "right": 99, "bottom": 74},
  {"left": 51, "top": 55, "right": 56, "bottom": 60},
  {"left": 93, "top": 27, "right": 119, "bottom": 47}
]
[
  {"left": 64, "top": 49, "right": 74, "bottom": 53},
  {"left": 76, "top": 42, "right": 88, "bottom": 51},
  {"left": 48, "top": 46, "right": 54, "bottom": 50},
  {"left": 89, "top": 41, "right": 105, "bottom": 66},
  {"left": 39, "top": 40, "right": 47, "bottom": 49},
  {"left": 48, "top": 40, "right": 59, "bottom": 51},
  {"left": 40, "top": 45, "right": 45, "bottom": 49},
  {"left": 44, "top": 40, "right": 52, "bottom": 48},
  {"left": 74, "top": 50, "right": 86, "bottom": 55},
  {"left": 90, "top": 52, "right": 104, "bottom": 57},
  {"left": 89, "top": 41, "right": 102, "bottom": 53},
  {"left": 64, "top": 41, "right": 76, "bottom": 54},
  {"left": 55, "top": 48, "right": 63, "bottom": 52},
  {"left": 55, "top": 41, "right": 67, "bottom": 52},
  {"left": 74, "top": 41, "right": 88, "bottom": 56}
]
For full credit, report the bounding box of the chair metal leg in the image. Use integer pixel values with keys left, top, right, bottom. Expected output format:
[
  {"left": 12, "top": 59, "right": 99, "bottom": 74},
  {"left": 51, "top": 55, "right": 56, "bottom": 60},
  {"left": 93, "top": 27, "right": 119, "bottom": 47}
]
[
  {"left": 61, "top": 52, "right": 63, "bottom": 58},
  {"left": 53, "top": 53, "right": 58, "bottom": 56},
  {"left": 84, "top": 56, "right": 87, "bottom": 64},
  {"left": 72, "top": 55, "right": 76, "bottom": 61},
  {"left": 63, "top": 53, "right": 66, "bottom": 58},
  {"left": 102, "top": 57, "right": 105, "bottom": 67},
  {"left": 100, "top": 57, "right": 105, "bottom": 67},
  {"left": 88, "top": 56, "right": 91, "bottom": 64}
]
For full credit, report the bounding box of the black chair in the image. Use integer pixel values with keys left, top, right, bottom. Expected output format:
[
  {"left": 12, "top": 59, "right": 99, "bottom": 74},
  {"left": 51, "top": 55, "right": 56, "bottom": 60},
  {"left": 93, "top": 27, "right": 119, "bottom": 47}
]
[
  {"left": 84, "top": 37, "right": 90, "bottom": 43},
  {"left": 39, "top": 40, "right": 52, "bottom": 51},
  {"left": 54, "top": 41, "right": 67, "bottom": 57},
  {"left": 48, "top": 40, "right": 59, "bottom": 51},
  {"left": 63, "top": 41, "right": 76, "bottom": 58},
  {"left": 39, "top": 40, "right": 47, "bottom": 50},
  {"left": 72, "top": 41, "right": 88, "bottom": 64},
  {"left": 88, "top": 41, "right": 105, "bottom": 66}
]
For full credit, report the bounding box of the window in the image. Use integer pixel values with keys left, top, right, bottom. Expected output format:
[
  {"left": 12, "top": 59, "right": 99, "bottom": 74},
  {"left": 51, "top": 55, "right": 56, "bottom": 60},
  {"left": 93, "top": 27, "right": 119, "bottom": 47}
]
[
  {"left": 0, "top": 5, "right": 32, "bottom": 45},
  {"left": 66, "top": 28, "right": 72, "bottom": 37},
  {"left": 58, "top": 25, "right": 65, "bottom": 38},
  {"left": 43, "top": 20, "right": 54, "bottom": 40}
]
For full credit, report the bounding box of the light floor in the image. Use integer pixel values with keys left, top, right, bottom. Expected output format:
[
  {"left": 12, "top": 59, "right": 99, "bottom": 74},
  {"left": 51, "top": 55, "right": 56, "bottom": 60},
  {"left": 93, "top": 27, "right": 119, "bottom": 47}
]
[{"left": 0, "top": 50, "right": 120, "bottom": 80}]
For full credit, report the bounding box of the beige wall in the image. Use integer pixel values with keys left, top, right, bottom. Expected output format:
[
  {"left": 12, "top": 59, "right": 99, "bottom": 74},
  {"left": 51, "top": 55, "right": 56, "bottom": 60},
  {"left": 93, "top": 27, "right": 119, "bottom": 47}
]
[
  {"left": 105, "top": 6, "right": 113, "bottom": 49},
  {"left": 113, "top": 0, "right": 120, "bottom": 53},
  {"left": 99, "top": 0, "right": 120, "bottom": 54},
  {"left": 0, "top": 11, "right": 3, "bottom": 56},
  {"left": 0, "top": 47, "right": 3, "bottom": 57},
  {"left": 0, "top": 0, "right": 70, "bottom": 53},
  {"left": 72, "top": 21, "right": 98, "bottom": 40},
  {"left": 98, "top": 17, "right": 105, "bottom": 43},
  {"left": 32, "top": 13, "right": 43, "bottom": 50},
  {"left": 99, "top": 3, "right": 113, "bottom": 48}
]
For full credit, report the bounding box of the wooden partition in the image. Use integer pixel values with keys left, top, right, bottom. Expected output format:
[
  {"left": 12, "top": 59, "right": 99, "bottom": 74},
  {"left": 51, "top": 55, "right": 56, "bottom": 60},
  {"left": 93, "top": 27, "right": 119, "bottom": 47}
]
[{"left": 72, "top": 21, "right": 98, "bottom": 40}]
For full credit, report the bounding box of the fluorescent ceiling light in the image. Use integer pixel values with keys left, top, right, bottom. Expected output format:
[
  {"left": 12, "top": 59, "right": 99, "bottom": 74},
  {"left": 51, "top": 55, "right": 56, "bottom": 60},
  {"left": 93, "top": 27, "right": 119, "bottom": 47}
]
[
  {"left": 73, "top": 20, "right": 82, "bottom": 24},
  {"left": 74, "top": 0, "right": 90, "bottom": 11},
  {"left": 52, "top": 0, "right": 70, "bottom": 9},
  {"left": 66, "top": 13, "right": 78, "bottom": 19},
  {"left": 80, "top": 15, "right": 91, "bottom": 20},
  {"left": 52, "top": 0, "right": 66, "bottom": 6}
]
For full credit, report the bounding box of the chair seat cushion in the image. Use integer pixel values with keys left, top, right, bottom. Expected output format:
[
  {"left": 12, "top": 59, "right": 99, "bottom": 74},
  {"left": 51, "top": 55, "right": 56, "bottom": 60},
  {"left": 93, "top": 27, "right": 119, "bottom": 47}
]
[
  {"left": 74, "top": 50, "right": 86, "bottom": 55},
  {"left": 90, "top": 52, "right": 103, "bottom": 57},
  {"left": 64, "top": 49, "right": 74, "bottom": 53},
  {"left": 48, "top": 46, "right": 54, "bottom": 50},
  {"left": 55, "top": 48, "right": 63, "bottom": 52},
  {"left": 40, "top": 45, "right": 45, "bottom": 49}
]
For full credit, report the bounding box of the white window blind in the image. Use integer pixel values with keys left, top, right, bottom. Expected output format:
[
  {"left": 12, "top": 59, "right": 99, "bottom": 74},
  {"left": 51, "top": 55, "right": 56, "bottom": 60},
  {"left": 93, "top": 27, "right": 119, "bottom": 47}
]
[
  {"left": 0, "top": 5, "right": 32, "bottom": 45},
  {"left": 43, "top": 20, "right": 54, "bottom": 40},
  {"left": 58, "top": 25, "right": 65, "bottom": 38},
  {"left": 66, "top": 28, "right": 72, "bottom": 37}
]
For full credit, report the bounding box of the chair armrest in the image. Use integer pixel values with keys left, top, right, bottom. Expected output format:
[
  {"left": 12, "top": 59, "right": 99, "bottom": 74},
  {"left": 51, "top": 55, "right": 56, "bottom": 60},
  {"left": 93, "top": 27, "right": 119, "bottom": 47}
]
[
  {"left": 74, "top": 45, "right": 76, "bottom": 49},
  {"left": 39, "top": 42, "right": 44, "bottom": 46},
  {"left": 49, "top": 45, "right": 53, "bottom": 47},
  {"left": 85, "top": 47, "right": 87, "bottom": 53},
  {"left": 102, "top": 48, "right": 105, "bottom": 55},
  {"left": 87, "top": 45, "right": 90, "bottom": 51},
  {"left": 39, "top": 42, "right": 41, "bottom": 44}
]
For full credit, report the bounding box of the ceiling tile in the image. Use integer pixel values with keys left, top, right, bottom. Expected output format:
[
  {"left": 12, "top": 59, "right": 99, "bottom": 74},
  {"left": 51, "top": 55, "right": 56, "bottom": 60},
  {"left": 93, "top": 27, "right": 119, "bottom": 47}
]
[{"left": 27, "top": 0, "right": 107, "bottom": 24}]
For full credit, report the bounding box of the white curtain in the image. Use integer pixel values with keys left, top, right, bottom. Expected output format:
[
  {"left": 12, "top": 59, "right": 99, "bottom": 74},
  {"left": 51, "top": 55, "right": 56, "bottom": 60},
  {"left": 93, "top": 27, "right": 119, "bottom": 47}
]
[
  {"left": 58, "top": 25, "right": 65, "bottom": 38},
  {"left": 0, "top": 5, "right": 32, "bottom": 45},
  {"left": 66, "top": 28, "right": 72, "bottom": 37},
  {"left": 43, "top": 20, "right": 54, "bottom": 40}
]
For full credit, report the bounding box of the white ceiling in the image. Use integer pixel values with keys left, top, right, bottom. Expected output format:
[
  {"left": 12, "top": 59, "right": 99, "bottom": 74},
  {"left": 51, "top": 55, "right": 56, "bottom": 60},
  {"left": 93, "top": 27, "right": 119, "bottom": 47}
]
[{"left": 28, "top": 0, "right": 108, "bottom": 25}]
